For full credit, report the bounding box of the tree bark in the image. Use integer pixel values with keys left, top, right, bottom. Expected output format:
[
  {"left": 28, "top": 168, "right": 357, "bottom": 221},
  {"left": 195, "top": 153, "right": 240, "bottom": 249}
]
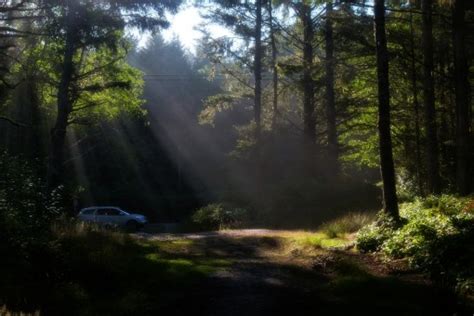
[
  {"left": 409, "top": 11, "right": 423, "bottom": 195},
  {"left": 254, "top": 0, "right": 262, "bottom": 143},
  {"left": 421, "top": 0, "right": 441, "bottom": 194},
  {"left": 374, "top": 0, "right": 399, "bottom": 219},
  {"left": 302, "top": 3, "right": 315, "bottom": 146},
  {"left": 325, "top": 1, "right": 339, "bottom": 174},
  {"left": 268, "top": 0, "right": 278, "bottom": 131},
  {"left": 48, "top": 22, "right": 76, "bottom": 189},
  {"left": 452, "top": 0, "right": 471, "bottom": 195}
]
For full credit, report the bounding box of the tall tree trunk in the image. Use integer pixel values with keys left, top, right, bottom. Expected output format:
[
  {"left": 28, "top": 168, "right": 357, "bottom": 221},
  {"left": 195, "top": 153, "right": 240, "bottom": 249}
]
[
  {"left": 374, "top": 0, "right": 399, "bottom": 219},
  {"left": 452, "top": 0, "right": 471, "bottom": 195},
  {"left": 268, "top": 0, "right": 278, "bottom": 131},
  {"left": 27, "top": 78, "right": 44, "bottom": 159},
  {"left": 48, "top": 25, "right": 76, "bottom": 188},
  {"left": 409, "top": 11, "right": 423, "bottom": 195},
  {"left": 325, "top": 1, "right": 339, "bottom": 174},
  {"left": 422, "top": 0, "right": 441, "bottom": 194},
  {"left": 302, "top": 3, "right": 315, "bottom": 146},
  {"left": 254, "top": 0, "right": 262, "bottom": 143}
]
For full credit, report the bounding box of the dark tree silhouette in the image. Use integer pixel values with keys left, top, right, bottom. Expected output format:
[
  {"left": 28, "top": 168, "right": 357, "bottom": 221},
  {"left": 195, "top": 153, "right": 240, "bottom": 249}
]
[
  {"left": 374, "top": 0, "right": 399, "bottom": 219},
  {"left": 422, "top": 0, "right": 440, "bottom": 194},
  {"left": 452, "top": 0, "right": 471, "bottom": 195},
  {"left": 325, "top": 1, "right": 339, "bottom": 174}
]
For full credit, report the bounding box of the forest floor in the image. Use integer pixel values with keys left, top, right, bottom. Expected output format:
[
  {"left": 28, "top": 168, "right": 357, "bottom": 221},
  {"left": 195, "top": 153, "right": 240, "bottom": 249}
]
[
  {"left": 2, "top": 229, "right": 470, "bottom": 316},
  {"left": 132, "top": 229, "right": 464, "bottom": 316}
]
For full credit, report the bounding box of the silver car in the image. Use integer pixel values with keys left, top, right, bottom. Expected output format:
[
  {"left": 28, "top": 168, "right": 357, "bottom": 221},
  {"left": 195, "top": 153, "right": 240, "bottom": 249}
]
[{"left": 78, "top": 206, "right": 147, "bottom": 232}]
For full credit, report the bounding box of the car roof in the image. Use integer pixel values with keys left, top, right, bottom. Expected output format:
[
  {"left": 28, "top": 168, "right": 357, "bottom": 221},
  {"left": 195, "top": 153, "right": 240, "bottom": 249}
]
[{"left": 81, "top": 206, "right": 121, "bottom": 211}]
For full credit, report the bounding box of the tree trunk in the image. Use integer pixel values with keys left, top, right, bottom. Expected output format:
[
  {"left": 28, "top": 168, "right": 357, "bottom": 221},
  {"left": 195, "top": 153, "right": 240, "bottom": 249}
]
[
  {"left": 452, "top": 0, "right": 471, "bottom": 195},
  {"left": 422, "top": 0, "right": 441, "bottom": 194},
  {"left": 254, "top": 0, "right": 262, "bottom": 143},
  {"left": 409, "top": 11, "right": 423, "bottom": 195},
  {"left": 374, "top": 0, "right": 399, "bottom": 220},
  {"left": 325, "top": 1, "right": 339, "bottom": 174},
  {"left": 48, "top": 25, "right": 76, "bottom": 189},
  {"left": 268, "top": 0, "right": 278, "bottom": 131},
  {"left": 302, "top": 3, "right": 315, "bottom": 146}
]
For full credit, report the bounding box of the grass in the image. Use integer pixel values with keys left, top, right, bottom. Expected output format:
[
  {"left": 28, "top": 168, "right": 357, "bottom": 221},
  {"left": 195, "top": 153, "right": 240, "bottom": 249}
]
[
  {"left": 0, "top": 222, "right": 232, "bottom": 316},
  {"left": 318, "top": 212, "right": 375, "bottom": 238},
  {"left": 1, "top": 215, "right": 467, "bottom": 315},
  {"left": 295, "top": 232, "right": 352, "bottom": 249}
]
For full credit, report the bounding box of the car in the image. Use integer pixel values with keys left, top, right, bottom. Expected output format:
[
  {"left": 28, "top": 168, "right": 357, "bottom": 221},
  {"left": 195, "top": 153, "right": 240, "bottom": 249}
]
[{"left": 78, "top": 206, "right": 147, "bottom": 232}]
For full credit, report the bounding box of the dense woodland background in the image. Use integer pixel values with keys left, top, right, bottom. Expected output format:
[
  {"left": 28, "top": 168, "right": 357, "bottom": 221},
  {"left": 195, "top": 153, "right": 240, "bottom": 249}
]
[
  {"left": 0, "top": 0, "right": 473, "bottom": 314},
  {"left": 1, "top": 0, "right": 472, "bottom": 226}
]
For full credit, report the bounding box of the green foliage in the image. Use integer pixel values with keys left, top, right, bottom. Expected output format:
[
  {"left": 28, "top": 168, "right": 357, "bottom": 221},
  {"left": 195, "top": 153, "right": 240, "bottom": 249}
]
[
  {"left": 356, "top": 195, "right": 474, "bottom": 295},
  {"left": 356, "top": 211, "right": 400, "bottom": 252},
  {"left": 319, "top": 212, "right": 375, "bottom": 238},
  {"left": 27, "top": 39, "right": 145, "bottom": 124},
  {"left": 199, "top": 94, "right": 237, "bottom": 126},
  {"left": 0, "top": 153, "right": 63, "bottom": 253},
  {"left": 191, "top": 203, "right": 249, "bottom": 230}
]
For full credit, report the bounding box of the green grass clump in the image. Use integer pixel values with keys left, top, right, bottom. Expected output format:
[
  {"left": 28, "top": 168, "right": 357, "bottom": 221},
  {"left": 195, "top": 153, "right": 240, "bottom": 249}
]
[
  {"left": 319, "top": 212, "right": 375, "bottom": 238},
  {"left": 356, "top": 195, "right": 474, "bottom": 296},
  {"left": 296, "top": 233, "right": 352, "bottom": 249}
]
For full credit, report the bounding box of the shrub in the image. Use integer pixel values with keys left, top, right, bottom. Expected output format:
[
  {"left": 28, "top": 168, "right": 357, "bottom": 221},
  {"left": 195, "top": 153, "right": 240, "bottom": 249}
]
[
  {"left": 356, "top": 195, "right": 474, "bottom": 295},
  {"left": 319, "top": 212, "right": 375, "bottom": 238},
  {"left": 191, "top": 203, "right": 249, "bottom": 230},
  {"left": 0, "top": 153, "right": 63, "bottom": 254},
  {"left": 356, "top": 211, "right": 399, "bottom": 252}
]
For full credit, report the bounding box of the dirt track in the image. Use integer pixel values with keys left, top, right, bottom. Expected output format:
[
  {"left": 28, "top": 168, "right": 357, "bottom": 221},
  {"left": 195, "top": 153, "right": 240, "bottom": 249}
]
[{"left": 135, "top": 229, "right": 464, "bottom": 316}]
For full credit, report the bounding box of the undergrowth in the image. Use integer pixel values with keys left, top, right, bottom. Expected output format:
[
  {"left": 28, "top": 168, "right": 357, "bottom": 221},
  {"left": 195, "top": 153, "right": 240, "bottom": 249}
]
[
  {"left": 0, "top": 221, "right": 226, "bottom": 315},
  {"left": 356, "top": 195, "right": 474, "bottom": 297},
  {"left": 319, "top": 212, "right": 375, "bottom": 238}
]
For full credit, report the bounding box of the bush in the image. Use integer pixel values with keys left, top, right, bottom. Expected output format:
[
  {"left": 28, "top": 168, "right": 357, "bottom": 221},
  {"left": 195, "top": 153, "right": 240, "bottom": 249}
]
[
  {"left": 191, "top": 203, "right": 249, "bottom": 230},
  {"left": 356, "top": 195, "right": 474, "bottom": 295},
  {"left": 0, "top": 153, "right": 63, "bottom": 254},
  {"left": 319, "top": 212, "right": 375, "bottom": 238},
  {"left": 356, "top": 211, "right": 399, "bottom": 252}
]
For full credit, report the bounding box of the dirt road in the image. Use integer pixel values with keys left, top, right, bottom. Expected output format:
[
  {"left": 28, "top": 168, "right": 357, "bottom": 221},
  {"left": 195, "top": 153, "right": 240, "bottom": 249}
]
[{"left": 136, "top": 229, "right": 464, "bottom": 316}]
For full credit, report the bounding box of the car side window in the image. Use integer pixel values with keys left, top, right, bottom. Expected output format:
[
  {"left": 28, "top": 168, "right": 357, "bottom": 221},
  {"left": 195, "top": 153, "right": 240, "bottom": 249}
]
[
  {"left": 96, "top": 209, "right": 108, "bottom": 216},
  {"left": 107, "top": 209, "right": 121, "bottom": 216},
  {"left": 81, "top": 209, "right": 95, "bottom": 215}
]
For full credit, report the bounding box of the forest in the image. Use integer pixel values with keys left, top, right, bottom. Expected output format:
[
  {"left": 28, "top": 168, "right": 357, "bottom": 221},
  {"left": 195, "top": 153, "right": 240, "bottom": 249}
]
[{"left": 0, "top": 0, "right": 473, "bottom": 315}]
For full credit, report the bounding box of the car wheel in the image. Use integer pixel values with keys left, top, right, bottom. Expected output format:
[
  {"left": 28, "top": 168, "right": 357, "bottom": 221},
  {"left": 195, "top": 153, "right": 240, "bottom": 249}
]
[{"left": 125, "top": 220, "right": 138, "bottom": 233}]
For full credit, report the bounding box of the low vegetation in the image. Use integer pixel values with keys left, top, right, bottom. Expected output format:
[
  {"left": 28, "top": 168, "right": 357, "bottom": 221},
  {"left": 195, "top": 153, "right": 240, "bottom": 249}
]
[
  {"left": 191, "top": 203, "right": 250, "bottom": 230},
  {"left": 357, "top": 195, "right": 474, "bottom": 297},
  {"left": 318, "top": 212, "right": 375, "bottom": 238},
  {"left": 0, "top": 221, "right": 227, "bottom": 315}
]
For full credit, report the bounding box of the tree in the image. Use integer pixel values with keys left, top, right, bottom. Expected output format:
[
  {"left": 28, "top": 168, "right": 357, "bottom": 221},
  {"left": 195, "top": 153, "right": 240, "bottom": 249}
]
[
  {"left": 452, "top": 0, "right": 471, "bottom": 195},
  {"left": 41, "top": 0, "right": 181, "bottom": 188},
  {"left": 254, "top": 0, "right": 263, "bottom": 145},
  {"left": 325, "top": 0, "right": 339, "bottom": 173},
  {"left": 300, "top": 2, "right": 316, "bottom": 147},
  {"left": 408, "top": 9, "right": 423, "bottom": 195},
  {"left": 267, "top": 0, "right": 279, "bottom": 130},
  {"left": 374, "top": 0, "right": 399, "bottom": 219},
  {"left": 421, "top": 0, "right": 440, "bottom": 194},
  {"left": 0, "top": 0, "right": 38, "bottom": 125}
]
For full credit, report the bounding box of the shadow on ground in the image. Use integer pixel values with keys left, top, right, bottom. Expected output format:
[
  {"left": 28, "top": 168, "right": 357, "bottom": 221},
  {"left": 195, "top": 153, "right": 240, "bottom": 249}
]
[
  {"left": 153, "top": 235, "right": 464, "bottom": 316},
  {"left": 1, "top": 232, "right": 469, "bottom": 315}
]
